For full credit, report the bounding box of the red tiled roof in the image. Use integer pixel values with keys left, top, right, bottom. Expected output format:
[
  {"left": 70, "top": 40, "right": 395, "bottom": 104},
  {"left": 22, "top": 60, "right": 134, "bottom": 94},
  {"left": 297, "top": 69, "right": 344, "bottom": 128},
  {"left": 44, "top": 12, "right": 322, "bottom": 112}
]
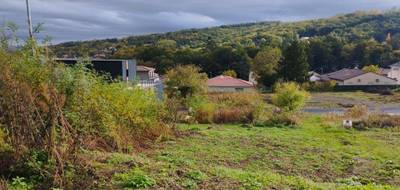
[{"left": 207, "top": 76, "right": 254, "bottom": 88}]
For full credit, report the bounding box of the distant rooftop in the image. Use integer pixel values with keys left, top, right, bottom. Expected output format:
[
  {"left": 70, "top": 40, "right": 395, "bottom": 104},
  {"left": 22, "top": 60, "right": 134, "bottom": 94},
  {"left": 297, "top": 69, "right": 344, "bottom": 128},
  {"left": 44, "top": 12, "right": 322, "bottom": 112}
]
[
  {"left": 207, "top": 75, "right": 254, "bottom": 88},
  {"left": 321, "top": 69, "right": 365, "bottom": 81},
  {"left": 137, "top": 66, "right": 155, "bottom": 72},
  {"left": 390, "top": 62, "right": 400, "bottom": 67}
]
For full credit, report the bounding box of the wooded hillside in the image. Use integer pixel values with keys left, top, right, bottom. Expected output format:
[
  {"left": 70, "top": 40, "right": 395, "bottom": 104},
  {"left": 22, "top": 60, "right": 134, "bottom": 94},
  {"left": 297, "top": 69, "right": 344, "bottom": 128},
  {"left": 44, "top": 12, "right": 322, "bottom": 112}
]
[{"left": 52, "top": 9, "right": 400, "bottom": 85}]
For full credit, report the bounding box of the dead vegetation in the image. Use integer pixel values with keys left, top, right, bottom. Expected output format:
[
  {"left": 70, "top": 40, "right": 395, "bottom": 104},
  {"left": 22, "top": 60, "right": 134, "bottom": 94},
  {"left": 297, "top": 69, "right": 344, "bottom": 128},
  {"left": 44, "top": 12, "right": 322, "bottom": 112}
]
[{"left": 0, "top": 41, "right": 172, "bottom": 189}]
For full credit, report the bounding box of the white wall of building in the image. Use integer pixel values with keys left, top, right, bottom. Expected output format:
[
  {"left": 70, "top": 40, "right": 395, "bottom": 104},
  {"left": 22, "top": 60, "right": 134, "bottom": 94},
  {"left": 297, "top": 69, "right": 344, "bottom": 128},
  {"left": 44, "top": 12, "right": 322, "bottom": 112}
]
[
  {"left": 388, "top": 65, "right": 400, "bottom": 83},
  {"left": 342, "top": 72, "right": 398, "bottom": 86}
]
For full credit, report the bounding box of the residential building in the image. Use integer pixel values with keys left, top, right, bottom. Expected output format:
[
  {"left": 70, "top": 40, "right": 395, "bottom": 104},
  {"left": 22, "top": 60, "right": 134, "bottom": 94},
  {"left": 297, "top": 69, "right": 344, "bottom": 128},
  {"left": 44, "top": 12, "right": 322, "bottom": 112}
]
[
  {"left": 309, "top": 71, "right": 322, "bottom": 82},
  {"left": 318, "top": 68, "right": 398, "bottom": 86},
  {"left": 136, "top": 66, "right": 162, "bottom": 89},
  {"left": 388, "top": 62, "right": 400, "bottom": 82},
  {"left": 55, "top": 58, "right": 136, "bottom": 82},
  {"left": 207, "top": 75, "right": 255, "bottom": 92}
]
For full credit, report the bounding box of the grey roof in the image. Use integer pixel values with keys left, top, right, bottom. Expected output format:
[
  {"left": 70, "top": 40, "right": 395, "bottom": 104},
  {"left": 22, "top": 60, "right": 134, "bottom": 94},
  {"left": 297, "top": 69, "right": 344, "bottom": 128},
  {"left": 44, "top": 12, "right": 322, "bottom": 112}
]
[
  {"left": 137, "top": 66, "right": 155, "bottom": 72},
  {"left": 321, "top": 69, "right": 365, "bottom": 81},
  {"left": 390, "top": 62, "right": 400, "bottom": 67}
]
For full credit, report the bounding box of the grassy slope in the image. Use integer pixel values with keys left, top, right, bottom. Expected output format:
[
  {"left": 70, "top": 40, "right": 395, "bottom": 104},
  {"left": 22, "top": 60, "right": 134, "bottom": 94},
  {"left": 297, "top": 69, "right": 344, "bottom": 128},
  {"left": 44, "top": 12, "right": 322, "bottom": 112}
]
[{"left": 90, "top": 116, "right": 400, "bottom": 189}]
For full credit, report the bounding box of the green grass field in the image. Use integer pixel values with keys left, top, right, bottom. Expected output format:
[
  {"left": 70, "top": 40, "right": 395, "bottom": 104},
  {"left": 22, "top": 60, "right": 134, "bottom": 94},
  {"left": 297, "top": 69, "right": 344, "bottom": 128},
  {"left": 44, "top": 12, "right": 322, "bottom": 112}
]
[{"left": 88, "top": 115, "right": 400, "bottom": 189}]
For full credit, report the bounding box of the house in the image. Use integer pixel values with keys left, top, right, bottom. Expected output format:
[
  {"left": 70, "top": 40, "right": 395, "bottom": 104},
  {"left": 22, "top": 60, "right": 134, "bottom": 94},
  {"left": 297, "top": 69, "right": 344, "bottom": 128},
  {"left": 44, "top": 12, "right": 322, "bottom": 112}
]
[
  {"left": 318, "top": 68, "right": 398, "bottom": 86},
  {"left": 55, "top": 58, "right": 137, "bottom": 82},
  {"left": 137, "top": 66, "right": 160, "bottom": 82},
  {"left": 309, "top": 71, "right": 322, "bottom": 82},
  {"left": 136, "top": 66, "right": 162, "bottom": 89},
  {"left": 207, "top": 75, "right": 255, "bottom": 92},
  {"left": 56, "top": 58, "right": 164, "bottom": 99},
  {"left": 388, "top": 62, "right": 400, "bottom": 82}
]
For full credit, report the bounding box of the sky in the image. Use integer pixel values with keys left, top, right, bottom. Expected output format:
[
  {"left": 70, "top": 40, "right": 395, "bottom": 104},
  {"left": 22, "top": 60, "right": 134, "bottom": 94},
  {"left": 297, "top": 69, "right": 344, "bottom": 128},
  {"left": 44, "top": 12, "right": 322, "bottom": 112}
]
[{"left": 0, "top": 0, "right": 399, "bottom": 44}]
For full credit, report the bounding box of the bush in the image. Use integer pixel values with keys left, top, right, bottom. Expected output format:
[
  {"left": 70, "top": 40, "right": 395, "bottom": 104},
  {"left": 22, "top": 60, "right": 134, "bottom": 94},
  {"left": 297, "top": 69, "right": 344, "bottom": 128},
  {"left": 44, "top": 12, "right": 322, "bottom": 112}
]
[
  {"left": 271, "top": 82, "right": 310, "bottom": 112},
  {"left": 0, "top": 36, "right": 170, "bottom": 189},
  {"left": 184, "top": 92, "right": 265, "bottom": 124},
  {"left": 113, "top": 168, "right": 155, "bottom": 189},
  {"left": 355, "top": 114, "right": 400, "bottom": 129},
  {"left": 263, "top": 112, "right": 302, "bottom": 127},
  {"left": 164, "top": 65, "right": 208, "bottom": 99},
  {"left": 213, "top": 107, "right": 255, "bottom": 124},
  {"left": 344, "top": 105, "right": 368, "bottom": 119},
  {"left": 302, "top": 81, "right": 336, "bottom": 92},
  {"left": 209, "top": 92, "right": 265, "bottom": 124},
  {"left": 187, "top": 96, "right": 216, "bottom": 124},
  {"left": 9, "top": 177, "right": 34, "bottom": 190}
]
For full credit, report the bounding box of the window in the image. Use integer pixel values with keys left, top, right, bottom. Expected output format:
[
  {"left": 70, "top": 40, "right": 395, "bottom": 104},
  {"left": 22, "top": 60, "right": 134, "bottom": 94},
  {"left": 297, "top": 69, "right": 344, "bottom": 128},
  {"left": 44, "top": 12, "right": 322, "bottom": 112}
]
[
  {"left": 357, "top": 79, "right": 362, "bottom": 83},
  {"left": 376, "top": 79, "right": 380, "bottom": 83},
  {"left": 235, "top": 88, "right": 244, "bottom": 92}
]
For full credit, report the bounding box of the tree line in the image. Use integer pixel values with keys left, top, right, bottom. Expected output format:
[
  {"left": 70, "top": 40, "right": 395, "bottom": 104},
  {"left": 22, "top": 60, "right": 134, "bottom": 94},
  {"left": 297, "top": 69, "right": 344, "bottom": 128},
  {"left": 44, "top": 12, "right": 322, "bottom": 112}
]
[{"left": 51, "top": 10, "right": 400, "bottom": 87}]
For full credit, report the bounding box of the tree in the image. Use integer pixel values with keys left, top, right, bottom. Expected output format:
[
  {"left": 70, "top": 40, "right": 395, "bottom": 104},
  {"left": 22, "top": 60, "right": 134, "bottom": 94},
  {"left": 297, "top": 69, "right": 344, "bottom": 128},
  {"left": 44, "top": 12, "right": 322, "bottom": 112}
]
[
  {"left": 164, "top": 65, "right": 208, "bottom": 99},
  {"left": 280, "top": 41, "right": 310, "bottom": 83},
  {"left": 208, "top": 46, "right": 251, "bottom": 80},
  {"left": 362, "top": 65, "right": 380, "bottom": 73},
  {"left": 252, "top": 47, "right": 282, "bottom": 87},
  {"left": 156, "top": 39, "right": 177, "bottom": 49},
  {"left": 271, "top": 82, "right": 310, "bottom": 112},
  {"left": 222, "top": 70, "right": 237, "bottom": 78}
]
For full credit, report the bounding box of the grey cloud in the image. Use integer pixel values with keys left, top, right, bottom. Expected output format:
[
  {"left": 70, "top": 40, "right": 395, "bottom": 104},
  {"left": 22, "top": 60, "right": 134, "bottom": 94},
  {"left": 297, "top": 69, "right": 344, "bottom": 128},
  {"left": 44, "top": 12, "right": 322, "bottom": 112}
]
[{"left": 0, "top": 0, "right": 398, "bottom": 43}]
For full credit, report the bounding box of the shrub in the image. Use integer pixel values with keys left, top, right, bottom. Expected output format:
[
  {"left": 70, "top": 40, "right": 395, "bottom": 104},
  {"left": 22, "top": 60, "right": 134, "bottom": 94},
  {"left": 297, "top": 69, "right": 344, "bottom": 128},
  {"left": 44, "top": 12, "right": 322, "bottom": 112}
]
[
  {"left": 164, "top": 65, "right": 208, "bottom": 99},
  {"left": 271, "top": 82, "right": 310, "bottom": 112},
  {"left": 222, "top": 70, "right": 237, "bottom": 78},
  {"left": 187, "top": 96, "right": 215, "bottom": 124},
  {"left": 264, "top": 112, "right": 302, "bottom": 127},
  {"left": 344, "top": 105, "right": 368, "bottom": 119},
  {"left": 209, "top": 92, "right": 265, "bottom": 124},
  {"left": 0, "top": 35, "right": 170, "bottom": 188},
  {"left": 302, "top": 81, "right": 336, "bottom": 92},
  {"left": 213, "top": 107, "right": 254, "bottom": 124},
  {"left": 355, "top": 114, "right": 400, "bottom": 129},
  {"left": 113, "top": 168, "right": 155, "bottom": 189},
  {"left": 184, "top": 92, "right": 265, "bottom": 124},
  {"left": 9, "top": 177, "right": 34, "bottom": 190},
  {"left": 362, "top": 65, "right": 380, "bottom": 73}
]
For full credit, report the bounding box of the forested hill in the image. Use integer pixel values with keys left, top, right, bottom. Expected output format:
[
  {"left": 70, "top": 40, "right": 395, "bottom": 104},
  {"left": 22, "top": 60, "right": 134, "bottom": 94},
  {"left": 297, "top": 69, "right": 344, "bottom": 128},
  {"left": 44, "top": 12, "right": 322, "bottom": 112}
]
[
  {"left": 53, "top": 10, "right": 400, "bottom": 55},
  {"left": 52, "top": 10, "right": 400, "bottom": 84}
]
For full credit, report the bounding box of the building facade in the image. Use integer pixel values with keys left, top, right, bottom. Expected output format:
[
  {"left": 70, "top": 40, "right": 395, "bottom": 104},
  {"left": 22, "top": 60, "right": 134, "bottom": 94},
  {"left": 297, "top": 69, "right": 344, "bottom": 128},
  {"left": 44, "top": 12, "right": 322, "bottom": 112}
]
[{"left": 388, "top": 63, "right": 400, "bottom": 83}]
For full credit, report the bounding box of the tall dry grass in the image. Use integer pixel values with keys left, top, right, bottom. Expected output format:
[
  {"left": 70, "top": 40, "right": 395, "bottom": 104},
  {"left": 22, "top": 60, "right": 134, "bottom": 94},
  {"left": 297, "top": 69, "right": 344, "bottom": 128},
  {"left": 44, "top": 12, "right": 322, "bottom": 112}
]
[{"left": 0, "top": 40, "right": 171, "bottom": 188}]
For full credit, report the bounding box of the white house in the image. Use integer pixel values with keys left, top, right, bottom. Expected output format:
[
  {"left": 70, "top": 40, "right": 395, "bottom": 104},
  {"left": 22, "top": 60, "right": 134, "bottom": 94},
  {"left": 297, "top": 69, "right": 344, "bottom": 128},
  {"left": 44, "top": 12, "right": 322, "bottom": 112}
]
[
  {"left": 309, "top": 71, "right": 322, "bottom": 82},
  {"left": 318, "top": 68, "right": 398, "bottom": 86},
  {"left": 388, "top": 62, "right": 400, "bottom": 83},
  {"left": 342, "top": 72, "right": 398, "bottom": 86}
]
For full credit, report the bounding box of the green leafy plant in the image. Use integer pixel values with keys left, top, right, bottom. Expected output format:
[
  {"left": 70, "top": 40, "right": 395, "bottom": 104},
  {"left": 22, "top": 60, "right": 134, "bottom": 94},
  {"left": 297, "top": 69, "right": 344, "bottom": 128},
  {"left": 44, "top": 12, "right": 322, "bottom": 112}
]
[
  {"left": 271, "top": 82, "right": 310, "bottom": 112},
  {"left": 9, "top": 177, "right": 33, "bottom": 190},
  {"left": 164, "top": 65, "right": 208, "bottom": 99},
  {"left": 113, "top": 168, "right": 155, "bottom": 189},
  {"left": 187, "top": 96, "right": 215, "bottom": 124}
]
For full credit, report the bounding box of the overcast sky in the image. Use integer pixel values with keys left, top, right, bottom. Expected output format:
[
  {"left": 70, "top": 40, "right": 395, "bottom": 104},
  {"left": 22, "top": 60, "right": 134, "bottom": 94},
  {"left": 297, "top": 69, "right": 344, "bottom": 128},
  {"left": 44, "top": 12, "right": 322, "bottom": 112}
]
[{"left": 0, "top": 0, "right": 399, "bottom": 44}]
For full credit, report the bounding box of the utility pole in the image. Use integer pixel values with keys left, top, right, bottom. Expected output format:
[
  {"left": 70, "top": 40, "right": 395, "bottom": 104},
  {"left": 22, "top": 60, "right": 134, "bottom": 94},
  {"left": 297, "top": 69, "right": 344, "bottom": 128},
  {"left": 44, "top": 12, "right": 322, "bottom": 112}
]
[{"left": 26, "top": 0, "right": 33, "bottom": 38}]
